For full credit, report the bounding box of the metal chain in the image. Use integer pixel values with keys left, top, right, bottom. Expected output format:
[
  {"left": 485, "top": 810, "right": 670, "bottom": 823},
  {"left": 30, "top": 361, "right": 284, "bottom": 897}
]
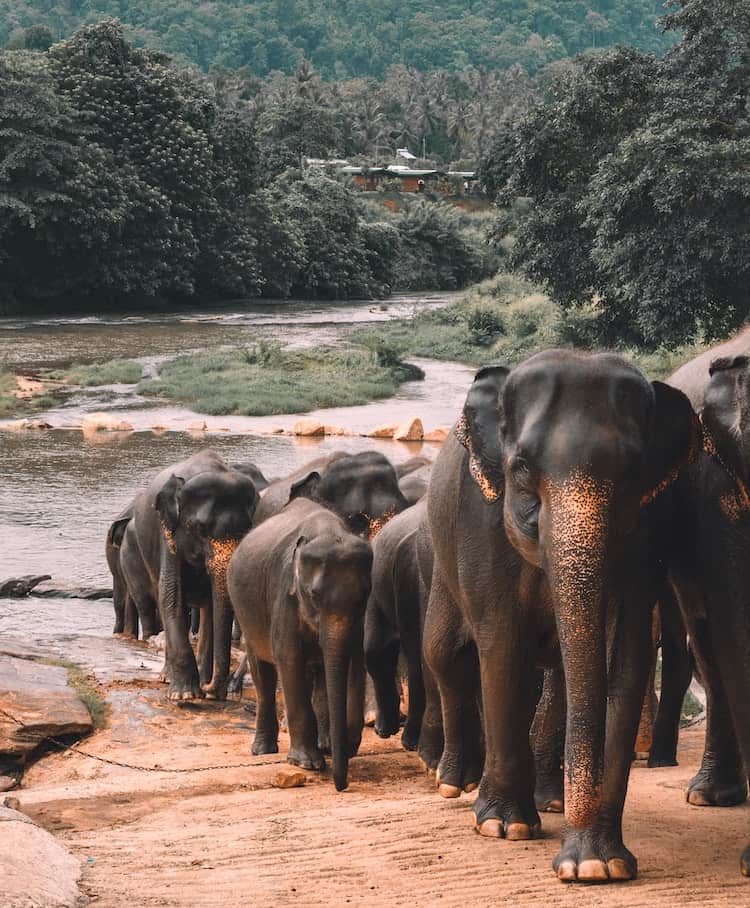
[{"left": 0, "top": 705, "right": 403, "bottom": 774}]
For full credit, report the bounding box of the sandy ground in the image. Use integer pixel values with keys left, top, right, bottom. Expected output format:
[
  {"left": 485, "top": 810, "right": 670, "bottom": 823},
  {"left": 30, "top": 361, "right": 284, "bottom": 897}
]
[{"left": 12, "top": 637, "right": 750, "bottom": 908}]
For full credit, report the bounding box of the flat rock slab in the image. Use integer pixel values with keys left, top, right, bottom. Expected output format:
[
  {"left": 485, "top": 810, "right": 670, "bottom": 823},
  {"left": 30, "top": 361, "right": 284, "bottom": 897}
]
[
  {"left": 0, "top": 806, "right": 82, "bottom": 907},
  {"left": 0, "top": 654, "right": 93, "bottom": 770}
]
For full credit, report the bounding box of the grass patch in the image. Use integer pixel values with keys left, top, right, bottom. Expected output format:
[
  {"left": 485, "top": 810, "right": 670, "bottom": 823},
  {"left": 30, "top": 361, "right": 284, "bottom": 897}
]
[
  {"left": 0, "top": 372, "right": 59, "bottom": 417},
  {"left": 353, "top": 273, "right": 708, "bottom": 380},
  {"left": 137, "top": 340, "right": 424, "bottom": 416},
  {"left": 37, "top": 656, "right": 109, "bottom": 730},
  {"left": 53, "top": 359, "right": 143, "bottom": 386}
]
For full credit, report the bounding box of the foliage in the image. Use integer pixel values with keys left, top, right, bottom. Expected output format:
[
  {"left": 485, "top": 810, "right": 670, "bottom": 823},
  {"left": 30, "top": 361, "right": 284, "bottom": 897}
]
[
  {"left": 0, "top": 2, "right": 676, "bottom": 79},
  {"left": 476, "top": 131, "right": 516, "bottom": 199},
  {"left": 56, "top": 359, "right": 143, "bottom": 386},
  {"left": 508, "top": 2, "right": 750, "bottom": 347},
  {"left": 137, "top": 343, "right": 422, "bottom": 416},
  {"left": 353, "top": 272, "right": 707, "bottom": 378}
]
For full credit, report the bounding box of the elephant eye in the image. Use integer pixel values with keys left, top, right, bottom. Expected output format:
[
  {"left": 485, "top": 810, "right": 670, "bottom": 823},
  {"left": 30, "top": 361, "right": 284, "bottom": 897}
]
[{"left": 510, "top": 456, "right": 532, "bottom": 481}]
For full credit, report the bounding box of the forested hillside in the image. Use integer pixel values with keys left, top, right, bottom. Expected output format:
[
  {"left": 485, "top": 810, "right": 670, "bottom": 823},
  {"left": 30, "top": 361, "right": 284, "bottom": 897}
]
[{"left": 1, "top": 1, "right": 674, "bottom": 77}]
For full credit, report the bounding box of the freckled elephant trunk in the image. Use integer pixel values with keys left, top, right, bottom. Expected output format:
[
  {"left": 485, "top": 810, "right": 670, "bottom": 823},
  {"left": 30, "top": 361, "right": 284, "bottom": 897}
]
[
  {"left": 543, "top": 476, "right": 611, "bottom": 831},
  {"left": 321, "top": 621, "right": 355, "bottom": 792},
  {"left": 205, "top": 537, "right": 241, "bottom": 699}
]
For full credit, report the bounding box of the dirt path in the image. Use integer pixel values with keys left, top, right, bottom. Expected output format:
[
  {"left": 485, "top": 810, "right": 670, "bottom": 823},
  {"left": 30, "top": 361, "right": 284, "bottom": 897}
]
[{"left": 12, "top": 640, "right": 750, "bottom": 908}]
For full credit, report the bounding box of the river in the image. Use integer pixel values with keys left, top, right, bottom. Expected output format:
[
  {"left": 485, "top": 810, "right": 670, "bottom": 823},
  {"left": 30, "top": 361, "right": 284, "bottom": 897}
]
[{"left": 0, "top": 293, "right": 473, "bottom": 599}]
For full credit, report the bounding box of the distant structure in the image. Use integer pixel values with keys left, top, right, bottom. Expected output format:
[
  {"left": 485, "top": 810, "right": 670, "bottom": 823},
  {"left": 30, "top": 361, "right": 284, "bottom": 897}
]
[{"left": 303, "top": 156, "right": 478, "bottom": 195}]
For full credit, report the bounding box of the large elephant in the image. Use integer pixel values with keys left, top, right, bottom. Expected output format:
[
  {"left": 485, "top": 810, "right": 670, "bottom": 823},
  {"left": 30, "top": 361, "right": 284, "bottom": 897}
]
[
  {"left": 423, "top": 350, "right": 697, "bottom": 883},
  {"left": 254, "top": 451, "right": 409, "bottom": 536},
  {"left": 670, "top": 354, "right": 750, "bottom": 876},
  {"left": 365, "top": 498, "right": 428, "bottom": 750},
  {"left": 131, "top": 449, "right": 259, "bottom": 701},
  {"left": 227, "top": 497, "right": 373, "bottom": 791}
]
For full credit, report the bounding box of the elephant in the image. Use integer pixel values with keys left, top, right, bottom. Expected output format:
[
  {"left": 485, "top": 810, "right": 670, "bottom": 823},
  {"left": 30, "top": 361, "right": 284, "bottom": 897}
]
[
  {"left": 669, "top": 324, "right": 750, "bottom": 410},
  {"left": 395, "top": 455, "right": 432, "bottom": 479},
  {"left": 365, "top": 498, "right": 428, "bottom": 751},
  {"left": 422, "top": 350, "right": 697, "bottom": 883},
  {"left": 227, "top": 497, "right": 373, "bottom": 791},
  {"left": 130, "top": 449, "right": 259, "bottom": 700},
  {"left": 119, "top": 519, "right": 161, "bottom": 639},
  {"left": 670, "top": 354, "right": 750, "bottom": 876},
  {"left": 254, "top": 450, "right": 409, "bottom": 537},
  {"left": 106, "top": 503, "right": 139, "bottom": 637},
  {"left": 398, "top": 463, "right": 431, "bottom": 506}
]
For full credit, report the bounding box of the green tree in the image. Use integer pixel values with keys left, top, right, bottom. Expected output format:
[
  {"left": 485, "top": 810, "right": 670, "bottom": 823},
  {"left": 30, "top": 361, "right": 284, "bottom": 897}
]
[{"left": 256, "top": 93, "right": 341, "bottom": 176}]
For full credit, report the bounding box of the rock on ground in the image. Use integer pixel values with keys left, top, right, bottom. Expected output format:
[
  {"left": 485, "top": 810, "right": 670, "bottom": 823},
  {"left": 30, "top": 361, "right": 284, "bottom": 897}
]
[
  {"left": 394, "top": 417, "right": 424, "bottom": 441},
  {"left": 0, "top": 654, "right": 93, "bottom": 773},
  {"left": 292, "top": 419, "right": 326, "bottom": 436},
  {"left": 0, "top": 806, "right": 82, "bottom": 908},
  {"left": 367, "top": 423, "right": 397, "bottom": 438},
  {"left": 81, "top": 412, "right": 134, "bottom": 433}
]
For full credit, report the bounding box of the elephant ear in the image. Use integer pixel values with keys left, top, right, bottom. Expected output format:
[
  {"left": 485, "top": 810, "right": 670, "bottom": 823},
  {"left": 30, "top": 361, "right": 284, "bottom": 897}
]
[
  {"left": 288, "top": 535, "right": 307, "bottom": 596},
  {"left": 455, "top": 364, "right": 510, "bottom": 502},
  {"left": 288, "top": 471, "right": 321, "bottom": 505},
  {"left": 107, "top": 508, "right": 132, "bottom": 548},
  {"left": 702, "top": 355, "right": 750, "bottom": 483},
  {"left": 154, "top": 474, "right": 185, "bottom": 533},
  {"left": 641, "top": 382, "right": 701, "bottom": 507}
]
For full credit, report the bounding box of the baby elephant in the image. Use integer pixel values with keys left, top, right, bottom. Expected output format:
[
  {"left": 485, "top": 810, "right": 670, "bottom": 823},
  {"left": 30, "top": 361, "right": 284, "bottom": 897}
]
[{"left": 227, "top": 498, "right": 373, "bottom": 791}]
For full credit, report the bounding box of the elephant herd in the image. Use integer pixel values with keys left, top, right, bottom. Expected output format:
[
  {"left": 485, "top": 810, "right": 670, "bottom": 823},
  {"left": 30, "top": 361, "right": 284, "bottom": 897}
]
[{"left": 106, "top": 343, "right": 750, "bottom": 887}]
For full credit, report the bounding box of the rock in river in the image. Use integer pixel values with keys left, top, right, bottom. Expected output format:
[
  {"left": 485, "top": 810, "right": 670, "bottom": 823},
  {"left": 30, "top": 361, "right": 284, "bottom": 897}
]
[{"left": 0, "top": 653, "right": 93, "bottom": 774}]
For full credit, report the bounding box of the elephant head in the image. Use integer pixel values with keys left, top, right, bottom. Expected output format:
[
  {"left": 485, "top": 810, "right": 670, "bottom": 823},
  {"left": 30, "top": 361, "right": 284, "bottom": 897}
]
[
  {"left": 456, "top": 350, "right": 697, "bottom": 835},
  {"left": 291, "top": 531, "right": 373, "bottom": 791},
  {"left": 155, "top": 467, "right": 259, "bottom": 697},
  {"left": 702, "top": 355, "right": 750, "bottom": 513},
  {"left": 289, "top": 452, "right": 409, "bottom": 539}
]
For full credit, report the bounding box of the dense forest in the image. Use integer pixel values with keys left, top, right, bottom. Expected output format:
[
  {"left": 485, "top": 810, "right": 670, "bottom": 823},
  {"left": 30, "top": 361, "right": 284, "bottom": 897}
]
[{"left": 1, "top": 2, "right": 675, "bottom": 78}]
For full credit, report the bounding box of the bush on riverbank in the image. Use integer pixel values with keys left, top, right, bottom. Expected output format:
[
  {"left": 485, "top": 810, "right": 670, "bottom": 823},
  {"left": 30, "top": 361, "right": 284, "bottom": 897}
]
[
  {"left": 353, "top": 273, "right": 705, "bottom": 380},
  {"left": 55, "top": 360, "right": 143, "bottom": 386},
  {"left": 137, "top": 342, "right": 424, "bottom": 416}
]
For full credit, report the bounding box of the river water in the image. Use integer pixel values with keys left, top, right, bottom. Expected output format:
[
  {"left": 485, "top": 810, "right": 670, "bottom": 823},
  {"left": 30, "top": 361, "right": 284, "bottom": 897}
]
[{"left": 0, "top": 294, "right": 473, "bottom": 605}]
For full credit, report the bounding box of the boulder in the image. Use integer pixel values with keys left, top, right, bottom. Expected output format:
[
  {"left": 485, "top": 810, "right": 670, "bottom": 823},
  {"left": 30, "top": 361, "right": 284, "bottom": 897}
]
[
  {"left": 394, "top": 418, "right": 424, "bottom": 441},
  {"left": 292, "top": 419, "right": 325, "bottom": 437},
  {"left": 0, "top": 655, "right": 93, "bottom": 773},
  {"left": 274, "top": 768, "right": 306, "bottom": 789},
  {"left": 0, "top": 806, "right": 83, "bottom": 907},
  {"left": 3, "top": 419, "right": 52, "bottom": 432},
  {"left": 187, "top": 421, "right": 207, "bottom": 433},
  {"left": 423, "top": 426, "right": 450, "bottom": 443},
  {"left": 82, "top": 412, "right": 133, "bottom": 434},
  {"left": 324, "top": 425, "right": 347, "bottom": 436},
  {"left": 368, "top": 424, "right": 397, "bottom": 439}
]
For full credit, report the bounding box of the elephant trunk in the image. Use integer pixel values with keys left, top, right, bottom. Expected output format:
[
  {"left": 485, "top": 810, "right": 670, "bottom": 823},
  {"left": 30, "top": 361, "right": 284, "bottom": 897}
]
[
  {"left": 205, "top": 537, "right": 241, "bottom": 699},
  {"left": 542, "top": 474, "right": 611, "bottom": 831},
  {"left": 321, "top": 620, "right": 355, "bottom": 792}
]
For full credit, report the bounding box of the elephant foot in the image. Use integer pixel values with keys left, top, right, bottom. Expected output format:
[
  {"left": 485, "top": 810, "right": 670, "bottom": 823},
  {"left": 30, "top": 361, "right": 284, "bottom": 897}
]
[
  {"left": 741, "top": 843, "right": 750, "bottom": 877},
  {"left": 401, "top": 720, "right": 421, "bottom": 752},
  {"left": 535, "top": 775, "right": 564, "bottom": 813},
  {"left": 318, "top": 733, "right": 331, "bottom": 755},
  {"left": 168, "top": 674, "right": 204, "bottom": 701},
  {"left": 202, "top": 679, "right": 228, "bottom": 701},
  {"left": 647, "top": 752, "right": 678, "bottom": 768},
  {"left": 252, "top": 732, "right": 279, "bottom": 756},
  {"left": 472, "top": 784, "right": 540, "bottom": 840},
  {"left": 554, "top": 829, "right": 636, "bottom": 883},
  {"left": 416, "top": 720, "right": 443, "bottom": 772},
  {"left": 288, "top": 745, "right": 325, "bottom": 771},
  {"left": 687, "top": 763, "right": 747, "bottom": 807},
  {"left": 435, "top": 746, "right": 483, "bottom": 799}
]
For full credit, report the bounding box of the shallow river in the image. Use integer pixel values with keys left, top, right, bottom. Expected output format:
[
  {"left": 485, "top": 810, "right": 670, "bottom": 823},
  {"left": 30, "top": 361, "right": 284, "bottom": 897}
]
[{"left": 1, "top": 293, "right": 473, "bottom": 608}]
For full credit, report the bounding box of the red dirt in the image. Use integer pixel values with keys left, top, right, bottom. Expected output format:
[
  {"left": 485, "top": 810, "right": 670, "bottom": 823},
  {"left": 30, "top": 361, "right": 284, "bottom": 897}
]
[{"left": 14, "top": 679, "right": 750, "bottom": 908}]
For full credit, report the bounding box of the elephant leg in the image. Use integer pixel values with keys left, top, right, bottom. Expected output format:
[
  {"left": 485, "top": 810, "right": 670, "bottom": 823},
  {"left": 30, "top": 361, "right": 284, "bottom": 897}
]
[
  {"left": 555, "top": 593, "right": 652, "bottom": 883},
  {"left": 197, "top": 605, "right": 213, "bottom": 687},
  {"left": 649, "top": 586, "right": 692, "bottom": 767},
  {"left": 249, "top": 655, "right": 279, "bottom": 755},
  {"left": 364, "top": 602, "right": 401, "bottom": 740},
  {"left": 686, "top": 618, "right": 747, "bottom": 807},
  {"left": 112, "top": 573, "right": 126, "bottom": 635},
  {"left": 347, "top": 643, "right": 366, "bottom": 759},
  {"left": 232, "top": 618, "right": 242, "bottom": 642},
  {"left": 158, "top": 549, "right": 202, "bottom": 701},
  {"left": 399, "top": 618, "right": 425, "bottom": 752},
  {"left": 423, "top": 570, "right": 482, "bottom": 798},
  {"left": 532, "top": 665, "right": 565, "bottom": 813},
  {"left": 227, "top": 653, "right": 248, "bottom": 698},
  {"left": 472, "top": 612, "right": 539, "bottom": 839},
  {"left": 190, "top": 607, "right": 200, "bottom": 637},
  {"left": 312, "top": 665, "right": 330, "bottom": 754},
  {"left": 635, "top": 608, "right": 659, "bottom": 759},
  {"left": 278, "top": 649, "right": 324, "bottom": 771},
  {"left": 122, "top": 590, "right": 140, "bottom": 640},
  {"left": 417, "top": 657, "right": 444, "bottom": 772}
]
